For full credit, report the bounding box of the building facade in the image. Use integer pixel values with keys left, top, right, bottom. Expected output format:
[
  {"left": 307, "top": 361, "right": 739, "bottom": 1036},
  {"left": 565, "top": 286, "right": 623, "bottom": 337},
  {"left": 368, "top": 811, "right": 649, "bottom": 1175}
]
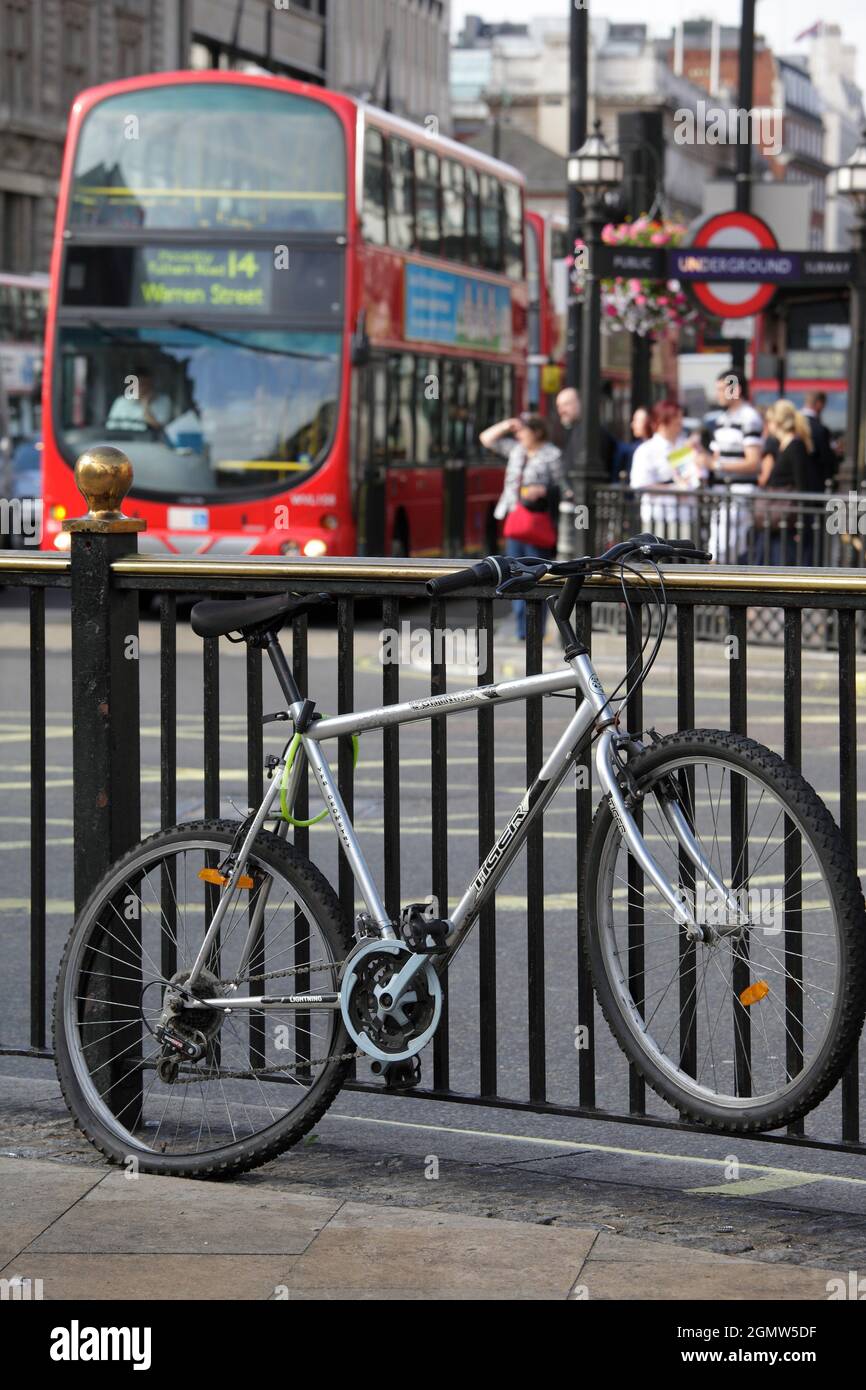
[
  {"left": 451, "top": 17, "right": 734, "bottom": 225},
  {"left": 0, "top": 0, "right": 451, "bottom": 275}
]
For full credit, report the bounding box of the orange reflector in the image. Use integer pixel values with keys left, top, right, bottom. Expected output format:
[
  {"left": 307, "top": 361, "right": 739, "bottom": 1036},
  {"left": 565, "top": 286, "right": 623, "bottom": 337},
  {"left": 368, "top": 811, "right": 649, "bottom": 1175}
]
[
  {"left": 739, "top": 980, "right": 770, "bottom": 1007},
  {"left": 198, "top": 868, "right": 254, "bottom": 890}
]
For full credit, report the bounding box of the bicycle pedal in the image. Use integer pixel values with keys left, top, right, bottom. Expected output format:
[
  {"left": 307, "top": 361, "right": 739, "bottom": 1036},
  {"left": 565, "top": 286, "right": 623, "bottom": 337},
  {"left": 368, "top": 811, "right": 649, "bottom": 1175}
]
[
  {"left": 399, "top": 903, "right": 449, "bottom": 954},
  {"left": 378, "top": 1056, "right": 422, "bottom": 1091}
]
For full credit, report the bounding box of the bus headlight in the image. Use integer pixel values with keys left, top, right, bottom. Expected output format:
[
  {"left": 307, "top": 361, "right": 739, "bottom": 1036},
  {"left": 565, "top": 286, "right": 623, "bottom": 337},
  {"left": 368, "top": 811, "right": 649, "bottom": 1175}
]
[
  {"left": 303, "top": 538, "right": 328, "bottom": 558},
  {"left": 53, "top": 532, "right": 71, "bottom": 551}
]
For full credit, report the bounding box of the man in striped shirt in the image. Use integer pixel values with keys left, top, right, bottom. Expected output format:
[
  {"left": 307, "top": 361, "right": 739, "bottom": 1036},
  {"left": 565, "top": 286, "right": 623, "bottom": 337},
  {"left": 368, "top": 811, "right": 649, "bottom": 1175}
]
[{"left": 707, "top": 370, "right": 764, "bottom": 562}]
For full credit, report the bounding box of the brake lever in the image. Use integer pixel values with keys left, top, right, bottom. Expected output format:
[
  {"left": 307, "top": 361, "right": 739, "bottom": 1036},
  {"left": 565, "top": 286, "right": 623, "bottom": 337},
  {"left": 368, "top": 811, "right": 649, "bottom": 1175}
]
[{"left": 495, "top": 561, "right": 550, "bottom": 596}]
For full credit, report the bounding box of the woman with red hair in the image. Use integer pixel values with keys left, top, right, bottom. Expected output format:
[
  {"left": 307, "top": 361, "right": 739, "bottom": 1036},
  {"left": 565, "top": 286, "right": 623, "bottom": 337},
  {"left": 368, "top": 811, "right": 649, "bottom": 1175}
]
[{"left": 629, "top": 400, "right": 703, "bottom": 534}]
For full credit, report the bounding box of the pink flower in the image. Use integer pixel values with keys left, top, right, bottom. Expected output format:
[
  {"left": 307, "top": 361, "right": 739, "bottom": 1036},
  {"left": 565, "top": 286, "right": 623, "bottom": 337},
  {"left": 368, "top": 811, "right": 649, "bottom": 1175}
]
[
  {"left": 651, "top": 231, "right": 667, "bottom": 245},
  {"left": 635, "top": 293, "right": 647, "bottom": 306}
]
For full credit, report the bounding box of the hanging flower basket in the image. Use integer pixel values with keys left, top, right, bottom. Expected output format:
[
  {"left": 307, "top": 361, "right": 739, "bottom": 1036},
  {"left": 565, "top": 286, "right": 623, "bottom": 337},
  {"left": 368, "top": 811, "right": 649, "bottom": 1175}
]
[{"left": 570, "top": 217, "right": 697, "bottom": 337}]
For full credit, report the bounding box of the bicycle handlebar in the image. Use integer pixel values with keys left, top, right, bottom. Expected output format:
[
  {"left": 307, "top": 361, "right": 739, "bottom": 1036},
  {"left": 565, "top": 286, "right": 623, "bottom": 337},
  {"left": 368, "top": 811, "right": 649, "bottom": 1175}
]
[{"left": 425, "top": 536, "right": 712, "bottom": 599}]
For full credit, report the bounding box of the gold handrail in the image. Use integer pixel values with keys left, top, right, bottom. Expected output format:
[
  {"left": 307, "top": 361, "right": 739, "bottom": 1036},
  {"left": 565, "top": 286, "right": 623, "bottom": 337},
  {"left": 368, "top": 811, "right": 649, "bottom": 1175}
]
[
  {"left": 3, "top": 549, "right": 866, "bottom": 596},
  {"left": 103, "top": 553, "right": 866, "bottom": 596}
]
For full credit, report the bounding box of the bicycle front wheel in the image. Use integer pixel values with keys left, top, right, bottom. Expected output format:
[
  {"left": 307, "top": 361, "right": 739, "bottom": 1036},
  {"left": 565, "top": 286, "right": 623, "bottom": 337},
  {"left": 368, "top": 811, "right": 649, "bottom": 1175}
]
[
  {"left": 54, "top": 820, "right": 354, "bottom": 1178},
  {"left": 583, "top": 730, "right": 866, "bottom": 1132}
]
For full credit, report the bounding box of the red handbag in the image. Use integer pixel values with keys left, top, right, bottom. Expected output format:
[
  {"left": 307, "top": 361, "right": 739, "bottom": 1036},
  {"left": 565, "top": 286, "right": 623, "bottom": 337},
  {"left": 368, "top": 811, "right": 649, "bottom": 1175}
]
[
  {"left": 503, "top": 504, "right": 557, "bottom": 548},
  {"left": 502, "top": 454, "right": 558, "bottom": 548}
]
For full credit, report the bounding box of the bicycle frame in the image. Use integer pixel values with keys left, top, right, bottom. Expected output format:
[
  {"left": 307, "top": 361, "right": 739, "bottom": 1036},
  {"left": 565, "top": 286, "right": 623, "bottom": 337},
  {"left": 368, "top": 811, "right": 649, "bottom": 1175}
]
[{"left": 186, "top": 644, "right": 735, "bottom": 1015}]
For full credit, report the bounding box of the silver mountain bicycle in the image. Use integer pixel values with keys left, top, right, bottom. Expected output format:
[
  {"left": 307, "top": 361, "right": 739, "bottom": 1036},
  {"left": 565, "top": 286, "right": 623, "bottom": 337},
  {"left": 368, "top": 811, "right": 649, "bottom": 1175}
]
[{"left": 55, "top": 534, "right": 866, "bottom": 1178}]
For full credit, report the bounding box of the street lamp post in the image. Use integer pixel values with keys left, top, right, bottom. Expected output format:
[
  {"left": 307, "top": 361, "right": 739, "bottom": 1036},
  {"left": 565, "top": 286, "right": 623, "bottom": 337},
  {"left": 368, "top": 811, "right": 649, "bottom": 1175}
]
[
  {"left": 568, "top": 121, "right": 623, "bottom": 544},
  {"left": 837, "top": 128, "right": 866, "bottom": 490}
]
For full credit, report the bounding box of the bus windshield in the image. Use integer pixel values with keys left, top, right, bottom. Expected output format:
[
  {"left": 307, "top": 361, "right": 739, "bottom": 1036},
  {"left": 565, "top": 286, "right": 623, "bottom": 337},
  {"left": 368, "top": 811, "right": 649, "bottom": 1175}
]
[
  {"left": 69, "top": 84, "right": 346, "bottom": 233},
  {"left": 56, "top": 324, "right": 341, "bottom": 500}
]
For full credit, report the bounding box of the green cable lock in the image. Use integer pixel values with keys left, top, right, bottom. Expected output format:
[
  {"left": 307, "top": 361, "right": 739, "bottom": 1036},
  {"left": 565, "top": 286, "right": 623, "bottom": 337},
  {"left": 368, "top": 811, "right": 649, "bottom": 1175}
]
[{"left": 279, "top": 721, "right": 359, "bottom": 828}]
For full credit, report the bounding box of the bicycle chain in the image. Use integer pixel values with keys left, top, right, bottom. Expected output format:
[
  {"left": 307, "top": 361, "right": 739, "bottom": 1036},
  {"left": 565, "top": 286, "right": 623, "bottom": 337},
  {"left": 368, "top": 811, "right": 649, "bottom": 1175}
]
[
  {"left": 168, "top": 1050, "right": 357, "bottom": 1083},
  {"left": 218, "top": 957, "right": 347, "bottom": 987},
  {"left": 168, "top": 956, "right": 355, "bottom": 1081}
]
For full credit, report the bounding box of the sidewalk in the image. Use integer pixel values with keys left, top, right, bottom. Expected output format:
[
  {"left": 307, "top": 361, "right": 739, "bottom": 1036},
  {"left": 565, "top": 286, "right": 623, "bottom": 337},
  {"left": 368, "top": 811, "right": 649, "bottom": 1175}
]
[{"left": 0, "top": 1155, "right": 844, "bottom": 1301}]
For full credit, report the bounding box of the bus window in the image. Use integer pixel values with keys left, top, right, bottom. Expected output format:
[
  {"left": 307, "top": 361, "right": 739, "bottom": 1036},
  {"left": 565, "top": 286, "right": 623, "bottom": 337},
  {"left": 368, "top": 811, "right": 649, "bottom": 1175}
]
[
  {"left": 480, "top": 175, "right": 503, "bottom": 273},
  {"left": 442, "top": 161, "right": 465, "bottom": 261},
  {"left": 442, "top": 358, "right": 463, "bottom": 457},
  {"left": 387, "top": 353, "right": 414, "bottom": 465},
  {"left": 464, "top": 361, "right": 480, "bottom": 459},
  {"left": 362, "top": 128, "right": 388, "bottom": 246},
  {"left": 372, "top": 360, "right": 388, "bottom": 468},
  {"left": 414, "top": 149, "right": 440, "bottom": 257},
  {"left": 69, "top": 84, "right": 346, "bottom": 232},
  {"left": 503, "top": 184, "right": 524, "bottom": 280},
  {"left": 388, "top": 137, "right": 414, "bottom": 251},
  {"left": 416, "top": 356, "right": 442, "bottom": 463},
  {"left": 465, "top": 167, "right": 480, "bottom": 266}
]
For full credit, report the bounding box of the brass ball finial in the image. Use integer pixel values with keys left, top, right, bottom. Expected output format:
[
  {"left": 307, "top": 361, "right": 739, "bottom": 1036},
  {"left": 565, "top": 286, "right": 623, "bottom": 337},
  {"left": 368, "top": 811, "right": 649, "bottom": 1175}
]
[{"left": 63, "top": 446, "right": 145, "bottom": 533}]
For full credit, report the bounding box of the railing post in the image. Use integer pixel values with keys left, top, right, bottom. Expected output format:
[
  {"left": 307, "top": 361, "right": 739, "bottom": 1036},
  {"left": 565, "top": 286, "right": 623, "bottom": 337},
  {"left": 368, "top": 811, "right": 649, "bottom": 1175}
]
[
  {"left": 65, "top": 447, "right": 146, "bottom": 1125},
  {"left": 66, "top": 446, "right": 146, "bottom": 912}
]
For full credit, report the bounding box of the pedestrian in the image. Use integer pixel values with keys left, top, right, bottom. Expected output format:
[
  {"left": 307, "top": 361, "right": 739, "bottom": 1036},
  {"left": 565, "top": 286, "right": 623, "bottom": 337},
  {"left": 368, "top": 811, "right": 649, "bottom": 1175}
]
[
  {"left": 482, "top": 412, "right": 563, "bottom": 641},
  {"left": 629, "top": 400, "right": 702, "bottom": 536},
  {"left": 614, "top": 406, "right": 652, "bottom": 478},
  {"left": 755, "top": 399, "right": 816, "bottom": 564},
  {"left": 555, "top": 385, "right": 618, "bottom": 484},
  {"left": 706, "top": 370, "right": 764, "bottom": 562},
  {"left": 801, "top": 391, "right": 837, "bottom": 488}
]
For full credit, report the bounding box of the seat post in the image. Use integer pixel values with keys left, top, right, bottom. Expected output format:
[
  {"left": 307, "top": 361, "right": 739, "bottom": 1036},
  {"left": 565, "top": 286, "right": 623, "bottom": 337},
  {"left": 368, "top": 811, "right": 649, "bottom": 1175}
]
[{"left": 263, "top": 631, "right": 302, "bottom": 706}]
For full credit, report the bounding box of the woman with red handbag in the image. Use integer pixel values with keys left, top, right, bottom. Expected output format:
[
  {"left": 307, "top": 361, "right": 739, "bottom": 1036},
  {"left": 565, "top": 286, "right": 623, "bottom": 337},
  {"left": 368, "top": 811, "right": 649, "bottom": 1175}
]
[{"left": 480, "top": 413, "right": 564, "bottom": 641}]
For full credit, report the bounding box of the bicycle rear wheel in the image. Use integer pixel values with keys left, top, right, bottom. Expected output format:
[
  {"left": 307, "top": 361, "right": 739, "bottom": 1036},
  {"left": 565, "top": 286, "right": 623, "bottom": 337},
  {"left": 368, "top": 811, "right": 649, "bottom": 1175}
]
[
  {"left": 583, "top": 730, "right": 866, "bottom": 1131},
  {"left": 54, "top": 820, "right": 354, "bottom": 1178}
]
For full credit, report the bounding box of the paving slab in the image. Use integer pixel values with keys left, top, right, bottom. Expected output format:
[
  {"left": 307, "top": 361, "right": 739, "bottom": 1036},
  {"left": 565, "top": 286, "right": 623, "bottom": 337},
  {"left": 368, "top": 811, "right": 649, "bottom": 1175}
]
[
  {"left": 0, "top": 1253, "right": 299, "bottom": 1301},
  {"left": 26, "top": 1168, "right": 343, "bottom": 1256},
  {"left": 581, "top": 1231, "right": 842, "bottom": 1301},
  {"left": 0, "top": 1156, "right": 106, "bottom": 1268},
  {"left": 282, "top": 1199, "right": 596, "bottom": 1300}
]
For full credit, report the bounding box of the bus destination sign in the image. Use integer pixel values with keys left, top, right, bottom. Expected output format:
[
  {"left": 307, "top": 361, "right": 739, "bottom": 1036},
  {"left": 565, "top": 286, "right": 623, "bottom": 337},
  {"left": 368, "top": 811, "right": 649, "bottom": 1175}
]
[{"left": 131, "top": 247, "right": 270, "bottom": 311}]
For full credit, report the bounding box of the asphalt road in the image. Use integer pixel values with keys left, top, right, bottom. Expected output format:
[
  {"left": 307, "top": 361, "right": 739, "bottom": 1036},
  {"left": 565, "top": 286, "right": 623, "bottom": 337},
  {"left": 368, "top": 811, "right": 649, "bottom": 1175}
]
[{"left": 3, "top": 586, "right": 866, "bottom": 1238}]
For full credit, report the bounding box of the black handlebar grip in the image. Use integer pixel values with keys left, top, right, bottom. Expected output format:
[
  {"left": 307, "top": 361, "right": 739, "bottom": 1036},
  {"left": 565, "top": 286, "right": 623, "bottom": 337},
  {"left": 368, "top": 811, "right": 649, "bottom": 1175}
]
[{"left": 425, "top": 558, "right": 501, "bottom": 597}]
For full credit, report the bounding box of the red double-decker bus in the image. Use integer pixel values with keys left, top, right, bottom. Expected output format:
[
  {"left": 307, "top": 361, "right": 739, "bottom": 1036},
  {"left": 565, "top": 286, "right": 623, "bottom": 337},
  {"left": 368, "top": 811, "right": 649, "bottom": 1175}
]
[{"left": 42, "top": 72, "right": 528, "bottom": 559}]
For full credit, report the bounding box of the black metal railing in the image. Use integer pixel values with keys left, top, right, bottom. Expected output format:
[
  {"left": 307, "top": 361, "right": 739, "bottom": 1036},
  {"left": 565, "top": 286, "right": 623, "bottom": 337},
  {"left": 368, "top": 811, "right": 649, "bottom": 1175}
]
[
  {"left": 2, "top": 542, "right": 866, "bottom": 1155},
  {"left": 593, "top": 482, "right": 866, "bottom": 648}
]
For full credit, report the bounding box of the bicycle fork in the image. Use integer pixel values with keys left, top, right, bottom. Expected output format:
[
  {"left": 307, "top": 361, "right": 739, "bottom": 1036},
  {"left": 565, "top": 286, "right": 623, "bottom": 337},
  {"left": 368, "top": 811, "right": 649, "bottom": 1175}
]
[{"left": 595, "top": 727, "right": 741, "bottom": 943}]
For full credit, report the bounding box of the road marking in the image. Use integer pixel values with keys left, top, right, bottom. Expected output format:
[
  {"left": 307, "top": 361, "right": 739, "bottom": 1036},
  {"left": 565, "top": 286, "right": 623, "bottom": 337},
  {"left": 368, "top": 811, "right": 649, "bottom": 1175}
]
[
  {"left": 687, "top": 1172, "right": 829, "bottom": 1196},
  {"left": 328, "top": 1112, "right": 866, "bottom": 1189}
]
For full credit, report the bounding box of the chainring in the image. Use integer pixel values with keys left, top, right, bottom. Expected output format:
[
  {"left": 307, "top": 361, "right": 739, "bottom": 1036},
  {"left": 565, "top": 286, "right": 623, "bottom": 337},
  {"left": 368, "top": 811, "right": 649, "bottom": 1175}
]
[{"left": 340, "top": 939, "right": 442, "bottom": 1063}]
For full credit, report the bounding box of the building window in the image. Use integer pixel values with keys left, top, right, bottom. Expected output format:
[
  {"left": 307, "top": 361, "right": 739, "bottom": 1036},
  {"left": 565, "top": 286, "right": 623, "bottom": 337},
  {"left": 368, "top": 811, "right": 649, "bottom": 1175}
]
[
  {"left": 117, "top": 22, "right": 144, "bottom": 79},
  {"left": 62, "top": 5, "right": 90, "bottom": 113},
  {"left": 0, "top": 191, "right": 36, "bottom": 274},
  {"left": 3, "top": 0, "right": 31, "bottom": 110}
]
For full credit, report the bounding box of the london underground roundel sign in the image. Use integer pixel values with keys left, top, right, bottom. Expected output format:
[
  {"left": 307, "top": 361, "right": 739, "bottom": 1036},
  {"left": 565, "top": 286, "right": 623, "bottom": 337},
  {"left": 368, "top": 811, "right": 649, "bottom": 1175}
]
[{"left": 687, "top": 210, "right": 778, "bottom": 319}]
